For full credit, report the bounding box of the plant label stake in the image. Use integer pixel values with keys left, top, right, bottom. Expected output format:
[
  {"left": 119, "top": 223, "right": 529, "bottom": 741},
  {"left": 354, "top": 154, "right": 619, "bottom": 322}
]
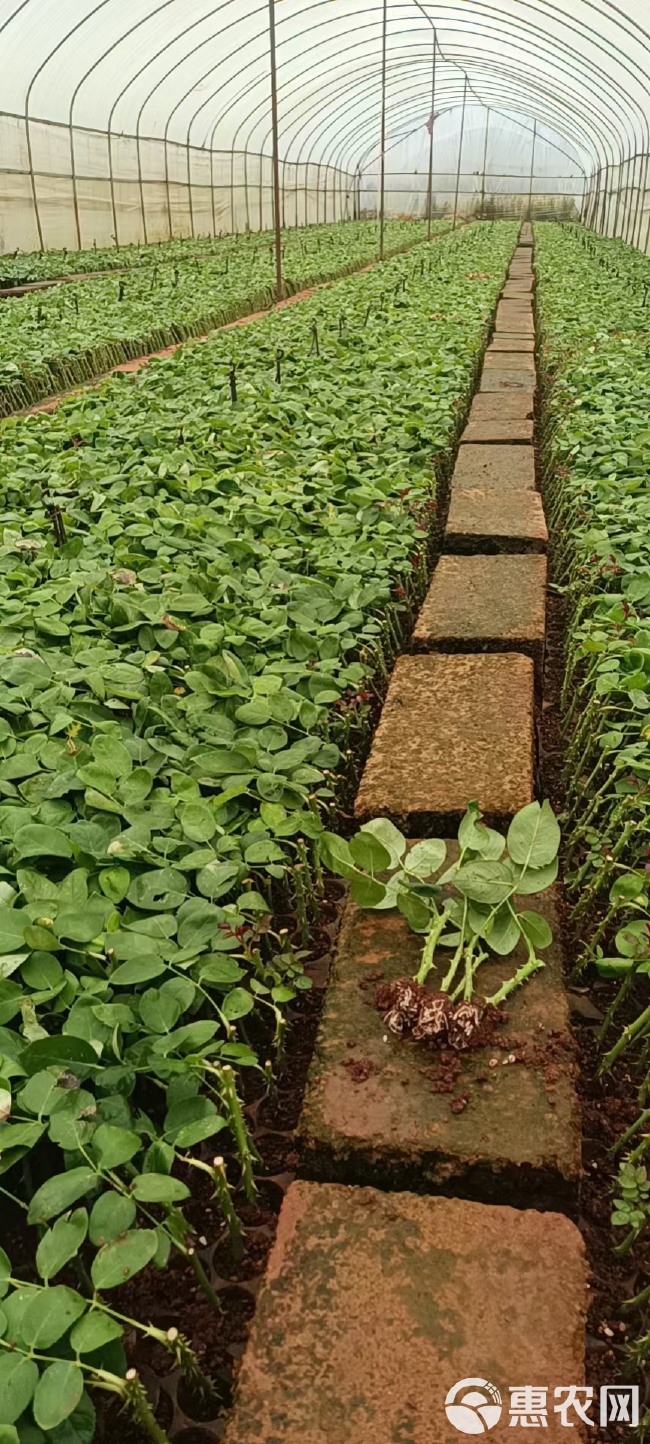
[
  {"left": 310, "top": 321, "right": 320, "bottom": 357},
  {"left": 275, "top": 348, "right": 283, "bottom": 383},
  {"left": 229, "top": 364, "right": 238, "bottom": 403}
]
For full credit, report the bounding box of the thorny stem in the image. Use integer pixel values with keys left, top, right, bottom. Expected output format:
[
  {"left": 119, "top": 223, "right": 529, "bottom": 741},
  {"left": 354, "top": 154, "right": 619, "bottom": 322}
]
[{"left": 415, "top": 910, "right": 447, "bottom": 985}]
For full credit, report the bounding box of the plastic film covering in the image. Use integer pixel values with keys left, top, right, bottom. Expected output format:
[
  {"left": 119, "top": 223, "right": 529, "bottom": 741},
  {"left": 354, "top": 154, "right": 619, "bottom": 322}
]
[{"left": 0, "top": 0, "right": 648, "bottom": 253}]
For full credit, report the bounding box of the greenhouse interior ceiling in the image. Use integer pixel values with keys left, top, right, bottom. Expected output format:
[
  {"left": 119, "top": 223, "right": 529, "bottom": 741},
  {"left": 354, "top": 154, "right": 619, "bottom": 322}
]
[{"left": 0, "top": 0, "right": 649, "bottom": 251}]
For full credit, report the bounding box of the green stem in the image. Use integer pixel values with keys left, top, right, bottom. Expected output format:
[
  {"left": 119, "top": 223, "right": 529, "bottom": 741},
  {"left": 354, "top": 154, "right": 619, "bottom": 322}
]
[
  {"left": 414, "top": 910, "right": 447, "bottom": 985},
  {"left": 486, "top": 951, "right": 544, "bottom": 1007}
]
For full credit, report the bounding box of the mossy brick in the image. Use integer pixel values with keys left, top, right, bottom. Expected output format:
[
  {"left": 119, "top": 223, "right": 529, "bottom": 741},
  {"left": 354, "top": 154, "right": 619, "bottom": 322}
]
[
  {"left": 354, "top": 653, "right": 534, "bottom": 833},
  {"left": 484, "top": 349, "right": 535, "bottom": 370},
  {"left": 462, "top": 415, "right": 534, "bottom": 443},
  {"left": 479, "top": 370, "right": 535, "bottom": 393},
  {"left": 496, "top": 304, "right": 534, "bottom": 324},
  {"left": 470, "top": 392, "right": 534, "bottom": 421},
  {"left": 299, "top": 847, "right": 580, "bottom": 1209},
  {"left": 489, "top": 336, "right": 534, "bottom": 353},
  {"left": 224, "top": 1183, "right": 587, "bottom": 1444},
  {"left": 452, "top": 444, "right": 535, "bottom": 491},
  {"left": 412, "top": 554, "right": 546, "bottom": 672},
  {"left": 446, "top": 487, "right": 547, "bottom": 552},
  {"left": 495, "top": 307, "right": 534, "bottom": 334}
]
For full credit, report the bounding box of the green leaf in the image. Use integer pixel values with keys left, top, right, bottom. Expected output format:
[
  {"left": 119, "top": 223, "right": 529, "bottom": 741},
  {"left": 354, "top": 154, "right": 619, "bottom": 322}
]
[
  {"left": 318, "top": 832, "right": 357, "bottom": 880},
  {"left": 164, "top": 1095, "right": 225, "bottom": 1147},
  {"left": 454, "top": 859, "right": 513, "bottom": 905},
  {"left": 109, "top": 956, "right": 167, "bottom": 986},
  {"left": 21, "top": 1037, "right": 99, "bottom": 1076},
  {"left": 20, "top": 1286, "right": 86, "bottom": 1348},
  {"left": 0, "top": 1427, "right": 19, "bottom": 1443},
  {"left": 195, "top": 861, "right": 241, "bottom": 900},
  {"left": 98, "top": 867, "right": 131, "bottom": 903},
  {"left": 0, "top": 1355, "right": 38, "bottom": 1425},
  {"left": 348, "top": 872, "right": 386, "bottom": 908},
  {"left": 33, "top": 1362, "right": 83, "bottom": 1432},
  {"left": 179, "top": 801, "right": 217, "bottom": 843},
  {"left": 130, "top": 1173, "right": 190, "bottom": 1204},
  {"left": 348, "top": 831, "right": 392, "bottom": 873},
  {"left": 47, "top": 1390, "right": 95, "bottom": 1444},
  {"left": 507, "top": 856, "right": 559, "bottom": 895},
  {"left": 36, "top": 1210, "right": 88, "bottom": 1282},
  {"left": 506, "top": 800, "right": 560, "bottom": 871},
  {"left": 397, "top": 888, "right": 433, "bottom": 933},
  {"left": 518, "top": 910, "right": 553, "bottom": 951},
  {"left": 27, "top": 1168, "right": 97, "bottom": 1225},
  {"left": 0, "top": 1248, "right": 11, "bottom": 1300},
  {"left": 88, "top": 1191, "right": 136, "bottom": 1247},
  {"left": 90, "top": 1124, "right": 141, "bottom": 1170},
  {"left": 221, "top": 987, "right": 254, "bottom": 1021},
  {"left": 69, "top": 1310, "right": 123, "bottom": 1355},
  {"left": 358, "top": 818, "right": 406, "bottom": 869},
  {"left": 483, "top": 905, "right": 520, "bottom": 955},
  {"left": 458, "top": 802, "right": 505, "bottom": 860},
  {"left": 405, "top": 840, "right": 447, "bottom": 878},
  {"left": 13, "top": 826, "right": 72, "bottom": 860},
  {"left": 126, "top": 868, "right": 186, "bottom": 911},
  {"left": 91, "top": 1229, "right": 159, "bottom": 1289}
]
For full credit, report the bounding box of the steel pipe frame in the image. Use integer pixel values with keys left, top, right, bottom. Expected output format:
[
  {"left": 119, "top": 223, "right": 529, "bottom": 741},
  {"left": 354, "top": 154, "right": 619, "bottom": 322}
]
[
  {"left": 193, "top": 0, "right": 644, "bottom": 239},
  {"left": 169, "top": 0, "right": 640, "bottom": 237},
  {"left": 213, "top": 0, "right": 647, "bottom": 229},
  {"left": 246, "top": 49, "right": 598, "bottom": 230},
  {"left": 295, "top": 61, "right": 602, "bottom": 195},
  {"left": 4, "top": 0, "right": 650, "bottom": 250},
  {"left": 226, "top": 7, "right": 635, "bottom": 234}
]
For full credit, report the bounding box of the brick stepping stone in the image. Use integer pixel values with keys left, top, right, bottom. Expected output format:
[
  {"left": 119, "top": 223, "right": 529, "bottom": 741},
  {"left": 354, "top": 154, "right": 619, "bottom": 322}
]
[
  {"left": 299, "top": 854, "right": 579, "bottom": 1208},
  {"left": 412, "top": 554, "right": 546, "bottom": 671},
  {"left": 224, "top": 1183, "right": 586, "bottom": 1444},
  {"left": 495, "top": 308, "right": 534, "bottom": 336},
  {"left": 484, "top": 350, "right": 535, "bottom": 370},
  {"left": 354, "top": 653, "right": 534, "bottom": 832},
  {"left": 446, "top": 487, "right": 547, "bottom": 551},
  {"left": 480, "top": 370, "right": 535, "bottom": 392},
  {"left": 502, "top": 282, "right": 533, "bottom": 296},
  {"left": 470, "top": 393, "right": 534, "bottom": 421},
  {"left": 489, "top": 336, "right": 534, "bottom": 353},
  {"left": 462, "top": 416, "right": 534, "bottom": 443},
  {"left": 452, "top": 444, "right": 535, "bottom": 491}
]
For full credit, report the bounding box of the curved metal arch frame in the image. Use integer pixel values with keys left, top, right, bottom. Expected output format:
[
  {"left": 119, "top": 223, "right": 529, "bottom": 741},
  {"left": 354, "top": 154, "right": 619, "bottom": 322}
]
[
  {"left": 203, "top": 9, "right": 618, "bottom": 234},
  {"left": 292, "top": 73, "right": 590, "bottom": 232},
  {"left": 1, "top": 0, "right": 649, "bottom": 252},
  {"left": 205, "top": 0, "right": 643, "bottom": 242},
  {"left": 266, "top": 50, "right": 603, "bottom": 181},
  {"left": 258, "top": 48, "right": 610, "bottom": 231}
]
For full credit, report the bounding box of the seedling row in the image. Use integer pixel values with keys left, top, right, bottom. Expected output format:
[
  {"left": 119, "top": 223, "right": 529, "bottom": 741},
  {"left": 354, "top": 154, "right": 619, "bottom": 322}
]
[
  {"left": 0, "top": 220, "right": 517, "bottom": 1440},
  {"left": 0, "top": 218, "right": 442, "bottom": 418}
]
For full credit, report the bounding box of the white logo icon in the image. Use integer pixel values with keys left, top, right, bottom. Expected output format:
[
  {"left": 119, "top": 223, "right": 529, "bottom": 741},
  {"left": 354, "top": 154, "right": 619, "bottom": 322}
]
[{"left": 445, "top": 1378, "right": 503, "bottom": 1434}]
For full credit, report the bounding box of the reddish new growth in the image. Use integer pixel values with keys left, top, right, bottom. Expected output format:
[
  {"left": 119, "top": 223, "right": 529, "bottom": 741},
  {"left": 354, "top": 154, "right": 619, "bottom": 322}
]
[{"left": 375, "top": 979, "right": 491, "bottom": 1051}]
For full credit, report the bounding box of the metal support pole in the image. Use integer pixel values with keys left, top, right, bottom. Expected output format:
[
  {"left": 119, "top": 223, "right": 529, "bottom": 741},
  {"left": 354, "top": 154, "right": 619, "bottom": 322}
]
[
  {"left": 268, "top": 0, "right": 283, "bottom": 301},
  {"left": 480, "top": 106, "right": 490, "bottom": 216},
  {"left": 527, "top": 117, "right": 537, "bottom": 219},
  {"left": 452, "top": 77, "right": 468, "bottom": 230},
  {"left": 426, "top": 31, "right": 437, "bottom": 240},
  {"left": 70, "top": 121, "right": 83, "bottom": 249},
  {"left": 378, "top": 0, "right": 388, "bottom": 259}
]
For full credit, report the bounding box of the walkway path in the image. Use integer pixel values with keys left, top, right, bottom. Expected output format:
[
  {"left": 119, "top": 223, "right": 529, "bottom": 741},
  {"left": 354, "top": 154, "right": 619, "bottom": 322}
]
[{"left": 223, "top": 226, "right": 587, "bottom": 1444}]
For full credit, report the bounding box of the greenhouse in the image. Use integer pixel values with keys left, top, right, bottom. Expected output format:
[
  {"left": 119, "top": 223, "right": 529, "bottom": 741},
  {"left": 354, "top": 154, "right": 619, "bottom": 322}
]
[{"left": 0, "top": 1, "right": 649, "bottom": 1441}]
